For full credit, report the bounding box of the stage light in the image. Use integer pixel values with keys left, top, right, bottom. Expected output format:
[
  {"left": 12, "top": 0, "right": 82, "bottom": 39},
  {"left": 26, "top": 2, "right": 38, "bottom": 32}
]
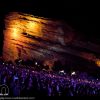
[
  {"left": 35, "top": 62, "right": 38, "bottom": 65},
  {"left": 60, "top": 70, "right": 64, "bottom": 73},
  {"left": 59, "top": 70, "right": 66, "bottom": 75},
  {"left": 71, "top": 71, "right": 76, "bottom": 76}
]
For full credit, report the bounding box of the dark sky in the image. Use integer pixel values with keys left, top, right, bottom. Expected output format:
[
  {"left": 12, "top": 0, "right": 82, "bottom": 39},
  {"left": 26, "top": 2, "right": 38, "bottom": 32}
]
[
  {"left": 0, "top": 1, "right": 99, "bottom": 35},
  {"left": 0, "top": 0, "right": 99, "bottom": 55}
]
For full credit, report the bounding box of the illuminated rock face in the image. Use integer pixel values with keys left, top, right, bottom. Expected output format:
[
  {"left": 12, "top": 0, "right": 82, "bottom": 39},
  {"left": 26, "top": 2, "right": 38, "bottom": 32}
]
[
  {"left": 3, "top": 12, "right": 76, "bottom": 67},
  {"left": 3, "top": 12, "right": 100, "bottom": 68}
]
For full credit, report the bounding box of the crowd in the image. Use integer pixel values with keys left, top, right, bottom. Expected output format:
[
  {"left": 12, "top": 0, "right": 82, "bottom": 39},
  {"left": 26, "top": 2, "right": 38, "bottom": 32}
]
[{"left": 0, "top": 61, "right": 100, "bottom": 96}]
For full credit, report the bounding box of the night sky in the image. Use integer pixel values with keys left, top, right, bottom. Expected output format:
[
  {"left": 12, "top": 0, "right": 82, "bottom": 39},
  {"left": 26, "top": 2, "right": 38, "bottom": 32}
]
[{"left": 0, "top": 1, "right": 99, "bottom": 56}]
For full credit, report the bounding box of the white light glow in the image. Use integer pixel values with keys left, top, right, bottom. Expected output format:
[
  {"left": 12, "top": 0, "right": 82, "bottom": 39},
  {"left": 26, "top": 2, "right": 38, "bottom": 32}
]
[{"left": 71, "top": 71, "right": 76, "bottom": 75}]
